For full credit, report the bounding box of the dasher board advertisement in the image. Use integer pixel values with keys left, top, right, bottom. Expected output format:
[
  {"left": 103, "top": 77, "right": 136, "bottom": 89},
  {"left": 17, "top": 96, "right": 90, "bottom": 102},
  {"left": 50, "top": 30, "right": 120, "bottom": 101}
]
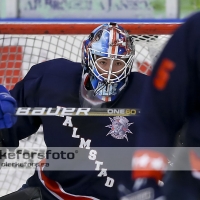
[{"left": 18, "top": 0, "right": 176, "bottom": 20}]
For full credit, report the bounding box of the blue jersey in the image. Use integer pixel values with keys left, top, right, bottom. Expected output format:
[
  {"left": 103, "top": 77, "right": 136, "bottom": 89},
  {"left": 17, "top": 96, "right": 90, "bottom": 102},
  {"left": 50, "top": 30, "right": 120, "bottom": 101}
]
[
  {"left": 135, "top": 12, "right": 200, "bottom": 148},
  {"left": 2, "top": 58, "right": 148, "bottom": 200},
  {"left": 129, "top": 13, "right": 200, "bottom": 195}
]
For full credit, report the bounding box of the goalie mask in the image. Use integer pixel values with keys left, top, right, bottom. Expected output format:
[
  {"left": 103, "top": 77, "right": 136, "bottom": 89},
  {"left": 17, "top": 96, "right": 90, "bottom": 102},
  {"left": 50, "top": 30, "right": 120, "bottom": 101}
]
[{"left": 80, "top": 22, "right": 135, "bottom": 108}]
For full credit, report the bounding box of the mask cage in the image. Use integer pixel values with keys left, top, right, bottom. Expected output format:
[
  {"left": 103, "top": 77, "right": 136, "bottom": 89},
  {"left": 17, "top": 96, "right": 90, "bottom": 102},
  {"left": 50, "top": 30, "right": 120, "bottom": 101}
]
[{"left": 88, "top": 48, "right": 134, "bottom": 84}]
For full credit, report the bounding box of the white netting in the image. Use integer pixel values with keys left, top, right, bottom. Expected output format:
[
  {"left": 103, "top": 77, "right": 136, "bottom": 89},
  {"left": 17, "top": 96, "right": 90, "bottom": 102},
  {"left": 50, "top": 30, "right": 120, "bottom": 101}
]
[
  {"left": 0, "top": 34, "right": 171, "bottom": 196},
  {"left": 0, "top": 34, "right": 171, "bottom": 90}
]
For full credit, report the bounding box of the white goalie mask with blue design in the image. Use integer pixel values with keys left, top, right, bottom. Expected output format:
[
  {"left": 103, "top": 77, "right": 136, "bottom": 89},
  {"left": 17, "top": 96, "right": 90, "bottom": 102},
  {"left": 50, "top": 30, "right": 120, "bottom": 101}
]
[{"left": 80, "top": 22, "right": 135, "bottom": 108}]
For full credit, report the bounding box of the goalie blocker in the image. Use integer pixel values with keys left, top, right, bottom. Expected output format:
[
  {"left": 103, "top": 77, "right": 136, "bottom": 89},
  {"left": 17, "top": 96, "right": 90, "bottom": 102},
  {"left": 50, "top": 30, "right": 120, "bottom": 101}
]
[{"left": 0, "top": 187, "right": 43, "bottom": 200}]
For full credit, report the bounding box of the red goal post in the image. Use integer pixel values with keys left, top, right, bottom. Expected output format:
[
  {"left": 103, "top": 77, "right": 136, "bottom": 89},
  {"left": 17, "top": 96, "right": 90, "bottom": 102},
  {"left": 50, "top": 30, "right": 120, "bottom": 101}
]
[
  {"left": 0, "top": 23, "right": 180, "bottom": 35},
  {"left": 0, "top": 22, "right": 181, "bottom": 197}
]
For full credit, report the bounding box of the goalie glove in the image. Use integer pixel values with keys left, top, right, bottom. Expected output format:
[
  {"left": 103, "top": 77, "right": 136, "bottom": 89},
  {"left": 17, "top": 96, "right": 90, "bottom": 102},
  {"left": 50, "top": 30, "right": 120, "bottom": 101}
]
[
  {"left": 118, "top": 178, "right": 165, "bottom": 200},
  {"left": 0, "top": 85, "right": 17, "bottom": 128}
]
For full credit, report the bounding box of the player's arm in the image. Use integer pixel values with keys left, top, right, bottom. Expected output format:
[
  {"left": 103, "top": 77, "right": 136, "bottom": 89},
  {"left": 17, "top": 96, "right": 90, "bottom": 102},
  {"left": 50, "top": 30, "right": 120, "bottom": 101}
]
[
  {"left": 120, "top": 12, "right": 200, "bottom": 200},
  {"left": 0, "top": 65, "right": 43, "bottom": 148},
  {"left": 0, "top": 84, "right": 17, "bottom": 167},
  {"left": 0, "top": 85, "right": 17, "bottom": 129}
]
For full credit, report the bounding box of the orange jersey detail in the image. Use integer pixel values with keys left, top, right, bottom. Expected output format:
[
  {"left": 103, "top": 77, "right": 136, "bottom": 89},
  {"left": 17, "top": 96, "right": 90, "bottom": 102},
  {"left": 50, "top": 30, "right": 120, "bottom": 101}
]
[
  {"left": 132, "top": 150, "right": 168, "bottom": 181},
  {"left": 189, "top": 150, "right": 200, "bottom": 171},
  {"left": 153, "top": 58, "right": 175, "bottom": 90}
]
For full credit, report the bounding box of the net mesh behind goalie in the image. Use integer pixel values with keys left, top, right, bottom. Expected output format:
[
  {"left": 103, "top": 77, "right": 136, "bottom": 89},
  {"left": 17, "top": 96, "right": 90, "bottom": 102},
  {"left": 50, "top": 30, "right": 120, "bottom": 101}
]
[
  {"left": 0, "top": 34, "right": 170, "bottom": 90},
  {"left": 0, "top": 23, "right": 178, "bottom": 196}
]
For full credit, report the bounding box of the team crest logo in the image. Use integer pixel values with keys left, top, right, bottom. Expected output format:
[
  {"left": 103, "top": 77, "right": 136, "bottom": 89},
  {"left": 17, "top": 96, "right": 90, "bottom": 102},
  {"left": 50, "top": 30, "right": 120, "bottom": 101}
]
[{"left": 106, "top": 116, "right": 133, "bottom": 141}]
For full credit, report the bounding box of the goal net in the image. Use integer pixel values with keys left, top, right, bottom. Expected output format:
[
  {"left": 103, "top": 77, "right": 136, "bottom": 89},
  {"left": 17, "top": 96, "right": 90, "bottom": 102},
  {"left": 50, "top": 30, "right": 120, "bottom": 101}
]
[{"left": 0, "top": 23, "right": 180, "bottom": 196}]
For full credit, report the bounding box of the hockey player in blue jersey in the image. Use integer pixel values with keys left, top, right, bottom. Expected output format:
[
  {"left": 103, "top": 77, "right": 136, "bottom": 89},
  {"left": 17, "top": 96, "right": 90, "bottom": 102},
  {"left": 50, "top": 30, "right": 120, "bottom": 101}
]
[
  {"left": 119, "top": 12, "right": 200, "bottom": 200},
  {"left": 0, "top": 23, "right": 149, "bottom": 200}
]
